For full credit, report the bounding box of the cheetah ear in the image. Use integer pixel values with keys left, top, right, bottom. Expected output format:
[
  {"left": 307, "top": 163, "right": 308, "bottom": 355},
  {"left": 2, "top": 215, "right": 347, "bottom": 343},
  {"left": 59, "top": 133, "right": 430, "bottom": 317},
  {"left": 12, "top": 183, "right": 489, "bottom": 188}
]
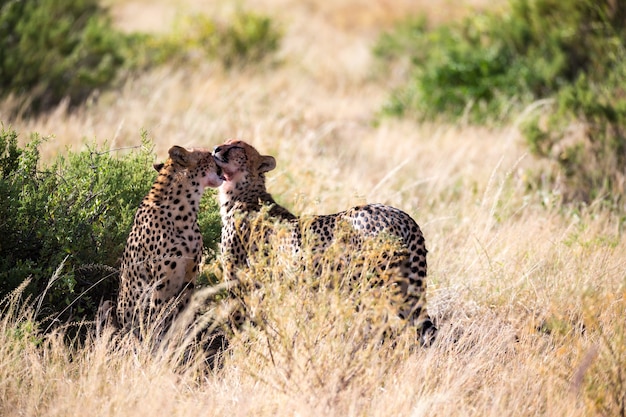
[
  {"left": 168, "top": 145, "right": 190, "bottom": 167},
  {"left": 258, "top": 155, "right": 276, "bottom": 173},
  {"left": 153, "top": 162, "right": 164, "bottom": 172}
]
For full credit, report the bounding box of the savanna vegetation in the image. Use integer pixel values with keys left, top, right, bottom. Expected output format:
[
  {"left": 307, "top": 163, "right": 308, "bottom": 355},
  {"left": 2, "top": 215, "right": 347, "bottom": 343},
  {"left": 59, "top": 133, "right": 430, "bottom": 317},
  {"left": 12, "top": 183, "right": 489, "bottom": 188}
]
[
  {"left": 375, "top": 0, "right": 626, "bottom": 205},
  {"left": 0, "top": 0, "right": 624, "bottom": 416}
]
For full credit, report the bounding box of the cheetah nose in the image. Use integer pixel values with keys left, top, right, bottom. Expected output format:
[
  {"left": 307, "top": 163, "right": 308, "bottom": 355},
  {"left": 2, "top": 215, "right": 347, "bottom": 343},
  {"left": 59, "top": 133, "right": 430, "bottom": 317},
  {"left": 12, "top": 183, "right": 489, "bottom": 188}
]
[{"left": 213, "top": 146, "right": 223, "bottom": 155}]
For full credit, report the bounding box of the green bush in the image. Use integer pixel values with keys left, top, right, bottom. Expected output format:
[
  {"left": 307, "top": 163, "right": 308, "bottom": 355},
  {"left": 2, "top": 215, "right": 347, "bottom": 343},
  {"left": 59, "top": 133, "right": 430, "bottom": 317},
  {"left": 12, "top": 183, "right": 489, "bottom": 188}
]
[
  {"left": 0, "top": 0, "right": 129, "bottom": 112},
  {"left": 128, "top": 10, "right": 282, "bottom": 69},
  {"left": 0, "top": 2, "right": 282, "bottom": 113},
  {"left": 375, "top": 16, "right": 526, "bottom": 122},
  {"left": 523, "top": 69, "right": 626, "bottom": 205},
  {"left": 375, "top": 0, "right": 626, "bottom": 205},
  {"left": 0, "top": 127, "right": 222, "bottom": 327},
  {"left": 375, "top": 0, "right": 625, "bottom": 121},
  {"left": 217, "top": 10, "right": 281, "bottom": 67}
]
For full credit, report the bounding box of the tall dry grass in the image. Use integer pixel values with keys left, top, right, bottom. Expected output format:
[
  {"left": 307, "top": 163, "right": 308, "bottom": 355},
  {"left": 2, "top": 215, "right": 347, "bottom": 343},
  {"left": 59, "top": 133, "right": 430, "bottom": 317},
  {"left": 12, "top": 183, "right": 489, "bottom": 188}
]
[{"left": 1, "top": 0, "right": 624, "bottom": 416}]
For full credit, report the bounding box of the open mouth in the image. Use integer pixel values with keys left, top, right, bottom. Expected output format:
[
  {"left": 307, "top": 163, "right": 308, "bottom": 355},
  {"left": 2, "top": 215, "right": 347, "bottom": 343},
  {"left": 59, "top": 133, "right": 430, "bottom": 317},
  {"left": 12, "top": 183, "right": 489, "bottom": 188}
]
[{"left": 213, "top": 145, "right": 245, "bottom": 181}]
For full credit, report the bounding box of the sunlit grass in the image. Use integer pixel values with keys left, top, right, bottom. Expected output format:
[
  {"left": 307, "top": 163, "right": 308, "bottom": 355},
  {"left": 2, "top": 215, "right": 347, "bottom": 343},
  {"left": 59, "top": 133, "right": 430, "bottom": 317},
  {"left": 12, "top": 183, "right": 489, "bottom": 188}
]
[{"left": 2, "top": 203, "right": 623, "bottom": 417}]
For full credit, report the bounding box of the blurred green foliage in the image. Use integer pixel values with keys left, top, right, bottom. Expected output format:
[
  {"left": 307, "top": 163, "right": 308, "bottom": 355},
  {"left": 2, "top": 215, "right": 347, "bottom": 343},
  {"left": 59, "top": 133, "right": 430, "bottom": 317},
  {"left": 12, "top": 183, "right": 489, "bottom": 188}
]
[
  {"left": 375, "top": 0, "right": 626, "bottom": 206},
  {"left": 0, "top": 127, "right": 222, "bottom": 326},
  {"left": 0, "top": 0, "right": 127, "bottom": 112},
  {"left": 0, "top": 1, "right": 282, "bottom": 113},
  {"left": 129, "top": 10, "right": 282, "bottom": 69}
]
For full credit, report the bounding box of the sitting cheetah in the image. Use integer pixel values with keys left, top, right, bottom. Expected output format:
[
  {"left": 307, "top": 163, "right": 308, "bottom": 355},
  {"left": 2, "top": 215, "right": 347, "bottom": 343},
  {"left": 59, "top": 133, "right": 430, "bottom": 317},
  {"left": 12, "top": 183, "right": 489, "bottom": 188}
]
[
  {"left": 212, "top": 139, "right": 437, "bottom": 346},
  {"left": 110, "top": 145, "right": 223, "bottom": 341}
]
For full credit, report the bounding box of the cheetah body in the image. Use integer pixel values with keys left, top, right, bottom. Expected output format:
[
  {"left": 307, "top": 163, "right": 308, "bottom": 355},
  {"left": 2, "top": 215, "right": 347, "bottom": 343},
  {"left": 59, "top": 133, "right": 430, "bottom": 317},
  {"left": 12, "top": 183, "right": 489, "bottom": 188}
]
[
  {"left": 213, "top": 140, "right": 436, "bottom": 345},
  {"left": 114, "top": 146, "right": 223, "bottom": 339}
]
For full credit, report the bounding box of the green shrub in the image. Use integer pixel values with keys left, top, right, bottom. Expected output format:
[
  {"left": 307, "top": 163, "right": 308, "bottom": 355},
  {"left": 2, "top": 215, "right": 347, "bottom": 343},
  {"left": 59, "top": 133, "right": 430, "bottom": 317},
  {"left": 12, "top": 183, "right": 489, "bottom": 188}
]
[
  {"left": 0, "top": 2, "right": 281, "bottom": 113},
  {"left": 514, "top": 0, "right": 626, "bottom": 205},
  {"left": 523, "top": 69, "right": 626, "bottom": 205},
  {"left": 216, "top": 10, "right": 281, "bottom": 67},
  {"left": 0, "top": 127, "right": 222, "bottom": 327},
  {"left": 375, "top": 0, "right": 626, "bottom": 205},
  {"left": 376, "top": 0, "right": 625, "bottom": 122},
  {"left": 128, "top": 10, "right": 282, "bottom": 70},
  {"left": 375, "top": 16, "right": 529, "bottom": 122},
  {"left": 0, "top": 0, "right": 129, "bottom": 112}
]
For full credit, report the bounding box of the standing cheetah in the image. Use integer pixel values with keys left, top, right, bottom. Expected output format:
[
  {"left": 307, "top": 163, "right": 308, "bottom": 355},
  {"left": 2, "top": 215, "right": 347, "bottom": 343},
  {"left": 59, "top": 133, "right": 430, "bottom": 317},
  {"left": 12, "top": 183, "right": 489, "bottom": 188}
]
[
  {"left": 212, "top": 139, "right": 436, "bottom": 346},
  {"left": 110, "top": 145, "right": 223, "bottom": 342}
]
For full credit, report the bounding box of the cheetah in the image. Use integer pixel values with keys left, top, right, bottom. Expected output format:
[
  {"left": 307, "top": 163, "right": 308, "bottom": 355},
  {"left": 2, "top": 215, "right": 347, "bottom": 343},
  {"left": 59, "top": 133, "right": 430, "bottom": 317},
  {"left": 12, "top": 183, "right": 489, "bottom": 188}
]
[
  {"left": 111, "top": 145, "right": 223, "bottom": 342},
  {"left": 212, "top": 139, "right": 437, "bottom": 346}
]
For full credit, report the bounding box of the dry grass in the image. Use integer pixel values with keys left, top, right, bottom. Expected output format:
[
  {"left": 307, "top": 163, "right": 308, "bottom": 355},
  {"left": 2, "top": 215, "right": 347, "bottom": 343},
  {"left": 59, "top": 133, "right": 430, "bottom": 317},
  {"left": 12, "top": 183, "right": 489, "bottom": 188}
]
[{"left": 1, "top": 0, "right": 624, "bottom": 416}]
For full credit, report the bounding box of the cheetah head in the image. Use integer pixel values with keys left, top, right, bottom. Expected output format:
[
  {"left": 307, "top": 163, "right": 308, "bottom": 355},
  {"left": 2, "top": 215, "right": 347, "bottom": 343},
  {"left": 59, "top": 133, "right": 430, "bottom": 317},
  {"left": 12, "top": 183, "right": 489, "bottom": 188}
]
[
  {"left": 212, "top": 139, "right": 276, "bottom": 186},
  {"left": 154, "top": 146, "right": 224, "bottom": 188}
]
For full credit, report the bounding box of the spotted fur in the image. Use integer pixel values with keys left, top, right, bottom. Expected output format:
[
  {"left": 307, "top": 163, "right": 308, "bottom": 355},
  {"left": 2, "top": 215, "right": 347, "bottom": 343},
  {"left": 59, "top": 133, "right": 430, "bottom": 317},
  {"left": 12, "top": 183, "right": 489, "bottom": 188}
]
[
  {"left": 113, "top": 146, "right": 223, "bottom": 340},
  {"left": 213, "top": 139, "right": 437, "bottom": 346}
]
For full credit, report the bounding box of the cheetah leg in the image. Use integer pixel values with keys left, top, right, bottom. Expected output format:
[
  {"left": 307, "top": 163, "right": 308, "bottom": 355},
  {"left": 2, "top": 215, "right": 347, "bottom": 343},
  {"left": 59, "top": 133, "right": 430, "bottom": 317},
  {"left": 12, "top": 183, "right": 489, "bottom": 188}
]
[{"left": 96, "top": 299, "right": 119, "bottom": 336}]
